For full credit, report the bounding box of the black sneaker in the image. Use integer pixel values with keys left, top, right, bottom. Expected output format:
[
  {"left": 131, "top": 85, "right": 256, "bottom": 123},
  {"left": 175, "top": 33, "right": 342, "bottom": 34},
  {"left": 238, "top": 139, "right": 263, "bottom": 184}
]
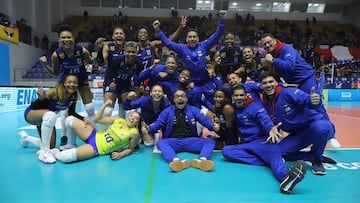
[
  {"left": 311, "top": 159, "right": 326, "bottom": 175},
  {"left": 280, "top": 160, "right": 307, "bottom": 194},
  {"left": 60, "top": 136, "right": 68, "bottom": 146},
  {"left": 322, "top": 153, "right": 337, "bottom": 164}
]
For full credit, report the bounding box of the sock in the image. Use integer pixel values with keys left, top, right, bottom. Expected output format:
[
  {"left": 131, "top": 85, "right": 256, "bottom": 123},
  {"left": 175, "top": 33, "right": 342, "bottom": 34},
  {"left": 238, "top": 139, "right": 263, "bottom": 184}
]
[
  {"left": 84, "top": 102, "right": 95, "bottom": 125},
  {"left": 65, "top": 116, "right": 77, "bottom": 145},
  {"left": 172, "top": 157, "right": 180, "bottom": 162},
  {"left": 200, "top": 157, "right": 207, "bottom": 160},
  {"left": 54, "top": 148, "right": 77, "bottom": 163},
  {"left": 40, "top": 111, "right": 57, "bottom": 150},
  {"left": 100, "top": 106, "right": 113, "bottom": 131},
  {"left": 25, "top": 136, "right": 41, "bottom": 147}
]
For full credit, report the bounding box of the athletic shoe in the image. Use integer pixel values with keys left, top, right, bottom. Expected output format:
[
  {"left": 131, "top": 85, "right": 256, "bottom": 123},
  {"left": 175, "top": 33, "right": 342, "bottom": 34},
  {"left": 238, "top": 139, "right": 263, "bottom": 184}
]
[
  {"left": 18, "top": 130, "right": 29, "bottom": 148},
  {"left": 322, "top": 153, "right": 337, "bottom": 164},
  {"left": 169, "top": 159, "right": 190, "bottom": 172},
  {"left": 280, "top": 160, "right": 307, "bottom": 194},
  {"left": 36, "top": 149, "right": 56, "bottom": 164},
  {"left": 60, "top": 136, "right": 68, "bottom": 146},
  {"left": 329, "top": 138, "right": 341, "bottom": 149},
  {"left": 311, "top": 159, "right": 326, "bottom": 175},
  {"left": 191, "top": 159, "right": 215, "bottom": 172},
  {"left": 50, "top": 148, "right": 60, "bottom": 155},
  {"left": 59, "top": 144, "right": 76, "bottom": 151}
]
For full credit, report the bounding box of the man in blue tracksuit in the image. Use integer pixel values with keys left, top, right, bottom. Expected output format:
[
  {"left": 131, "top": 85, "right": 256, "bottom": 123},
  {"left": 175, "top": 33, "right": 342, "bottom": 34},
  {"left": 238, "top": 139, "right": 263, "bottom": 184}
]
[
  {"left": 143, "top": 89, "right": 218, "bottom": 172},
  {"left": 152, "top": 10, "right": 227, "bottom": 105},
  {"left": 222, "top": 85, "right": 307, "bottom": 194},
  {"left": 261, "top": 33, "right": 340, "bottom": 148},
  {"left": 259, "top": 71, "right": 335, "bottom": 175}
]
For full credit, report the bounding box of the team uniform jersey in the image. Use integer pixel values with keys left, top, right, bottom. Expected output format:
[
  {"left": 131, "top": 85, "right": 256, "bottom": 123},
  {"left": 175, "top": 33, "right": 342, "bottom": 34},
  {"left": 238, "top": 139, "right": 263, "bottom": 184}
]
[
  {"left": 219, "top": 46, "right": 241, "bottom": 79},
  {"left": 103, "top": 42, "right": 125, "bottom": 87},
  {"left": 55, "top": 44, "right": 89, "bottom": 86},
  {"left": 137, "top": 44, "right": 155, "bottom": 72},
  {"left": 242, "top": 58, "right": 267, "bottom": 82},
  {"left": 95, "top": 118, "right": 138, "bottom": 155},
  {"left": 104, "top": 61, "right": 139, "bottom": 94},
  {"left": 24, "top": 92, "right": 83, "bottom": 121}
]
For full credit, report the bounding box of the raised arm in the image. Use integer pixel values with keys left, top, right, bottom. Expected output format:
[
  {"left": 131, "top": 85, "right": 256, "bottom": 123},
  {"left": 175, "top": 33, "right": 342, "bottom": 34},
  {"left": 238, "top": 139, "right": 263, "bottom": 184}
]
[
  {"left": 150, "top": 16, "right": 187, "bottom": 48},
  {"left": 93, "top": 99, "right": 118, "bottom": 125},
  {"left": 39, "top": 52, "right": 60, "bottom": 75}
]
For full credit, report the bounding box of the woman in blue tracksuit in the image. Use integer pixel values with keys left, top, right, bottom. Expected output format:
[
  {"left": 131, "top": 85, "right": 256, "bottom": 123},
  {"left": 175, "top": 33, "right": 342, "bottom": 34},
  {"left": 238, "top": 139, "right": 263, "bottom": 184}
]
[
  {"left": 138, "top": 55, "right": 180, "bottom": 88},
  {"left": 152, "top": 10, "right": 227, "bottom": 105},
  {"left": 259, "top": 71, "right": 334, "bottom": 175},
  {"left": 143, "top": 89, "right": 218, "bottom": 172},
  {"left": 222, "top": 85, "right": 307, "bottom": 194},
  {"left": 123, "top": 84, "right": 171, "bottom": 146}
]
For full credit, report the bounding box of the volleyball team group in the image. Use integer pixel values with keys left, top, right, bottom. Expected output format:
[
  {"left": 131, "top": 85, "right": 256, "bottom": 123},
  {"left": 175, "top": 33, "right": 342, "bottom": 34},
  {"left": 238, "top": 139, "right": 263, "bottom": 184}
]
[{"left": 18, "top": 10, "right": 340, "bottom": 194}]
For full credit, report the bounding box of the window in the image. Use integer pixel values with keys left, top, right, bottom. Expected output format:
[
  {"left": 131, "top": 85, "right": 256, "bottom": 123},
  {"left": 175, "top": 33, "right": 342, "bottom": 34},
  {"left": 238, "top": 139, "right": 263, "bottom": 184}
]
[
  {"left": 272, "top": 2, "right": 291, "bottom": 12},
  {"left": 307, "top": 3, "right": 326, "bottom": 13}
]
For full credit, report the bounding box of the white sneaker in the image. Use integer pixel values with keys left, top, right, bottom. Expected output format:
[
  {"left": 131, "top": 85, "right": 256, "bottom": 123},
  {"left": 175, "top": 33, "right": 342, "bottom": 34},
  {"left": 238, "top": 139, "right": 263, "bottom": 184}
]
[
  {"left": 329, "top": 138, "right": 341, "bottom": 149},
  {"left": 50, "top": 148, "right": 60, "bottom": 155},
  {"left": 59, "top": 144, "right": 77, "bottom": 151},
  {"left": 36, "top": 149, "right": 56, "bottom": 164},
  {"left": 18, "top": 130, "right": 29, "bottom": 148}
]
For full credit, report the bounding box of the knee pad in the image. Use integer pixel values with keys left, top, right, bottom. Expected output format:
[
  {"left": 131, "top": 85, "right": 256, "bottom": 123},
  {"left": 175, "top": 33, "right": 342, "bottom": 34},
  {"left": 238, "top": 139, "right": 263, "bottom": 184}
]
[
  {"left": 64, "top": 116, "right": 75, "bottom": 128},
  {"left": 42, "top": 111, "right": 57, "bottom": 128},
  {"left": 54, "top": 148, "right": 77, "bottom": 163},
  {"left": 103, "top": 106, "right": 114, "bottom": 117},
  {"left": 84, "top": 103, "right": 95, "bottom": 117}
]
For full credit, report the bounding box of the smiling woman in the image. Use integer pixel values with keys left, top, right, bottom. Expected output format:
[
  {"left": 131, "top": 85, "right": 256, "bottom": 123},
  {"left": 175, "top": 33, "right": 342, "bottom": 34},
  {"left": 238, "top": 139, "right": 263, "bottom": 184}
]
[
  {"left": 19, "top": 74, "right": 84, "bottom": 163},
  {"left": 51, "top": 99, "right": 142, "bottom": 163}
]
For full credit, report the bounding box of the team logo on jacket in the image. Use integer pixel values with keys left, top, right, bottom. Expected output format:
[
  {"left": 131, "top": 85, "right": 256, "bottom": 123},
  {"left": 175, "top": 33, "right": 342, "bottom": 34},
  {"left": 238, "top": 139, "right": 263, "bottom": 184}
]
[
  {"left": 197, "top": 50, "right": 203, "bottom": 57},
  {"left": 75, "top": 50, "right": 81, "bottom": 57},
  {"left": 146, "top": 49, "right": 152, "bottom": 55},
  {"left": 76, "top": 58, "right": 82, "bottom": 64},
  {"left": 59, "top": 53, "right": 65, "bottom": 59},
  {"left": 220, "top": 52, "right": 226, "bottom": 58},
  {"left": 283, "top": 104, "right": 291, "bottom": 114},
  {"left": 242, "top": 115, "right": 249, "bottom": 122},
  {"left": 110, "top": 45, "right": 116, "bottom": 52}
]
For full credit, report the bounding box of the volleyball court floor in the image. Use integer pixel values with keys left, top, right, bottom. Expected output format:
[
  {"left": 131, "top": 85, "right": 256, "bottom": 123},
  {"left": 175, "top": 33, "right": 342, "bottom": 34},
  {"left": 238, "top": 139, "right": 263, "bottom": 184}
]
[{"left": 1, "top": 101, "right": 360, "bottom": 203}]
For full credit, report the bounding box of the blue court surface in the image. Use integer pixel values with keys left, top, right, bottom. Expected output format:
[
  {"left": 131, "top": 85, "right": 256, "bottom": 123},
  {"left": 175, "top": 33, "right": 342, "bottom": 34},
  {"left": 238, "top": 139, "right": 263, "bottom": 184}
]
[{"left": 1, "top": 102, "right": 360, "bottom": 203}]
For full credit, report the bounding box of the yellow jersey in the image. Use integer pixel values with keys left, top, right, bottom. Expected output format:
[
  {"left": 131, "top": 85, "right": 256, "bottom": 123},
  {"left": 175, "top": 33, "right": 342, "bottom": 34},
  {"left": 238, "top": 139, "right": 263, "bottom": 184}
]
[{"left": 95, "top": 118, "right": 138, "bottom": 155}]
